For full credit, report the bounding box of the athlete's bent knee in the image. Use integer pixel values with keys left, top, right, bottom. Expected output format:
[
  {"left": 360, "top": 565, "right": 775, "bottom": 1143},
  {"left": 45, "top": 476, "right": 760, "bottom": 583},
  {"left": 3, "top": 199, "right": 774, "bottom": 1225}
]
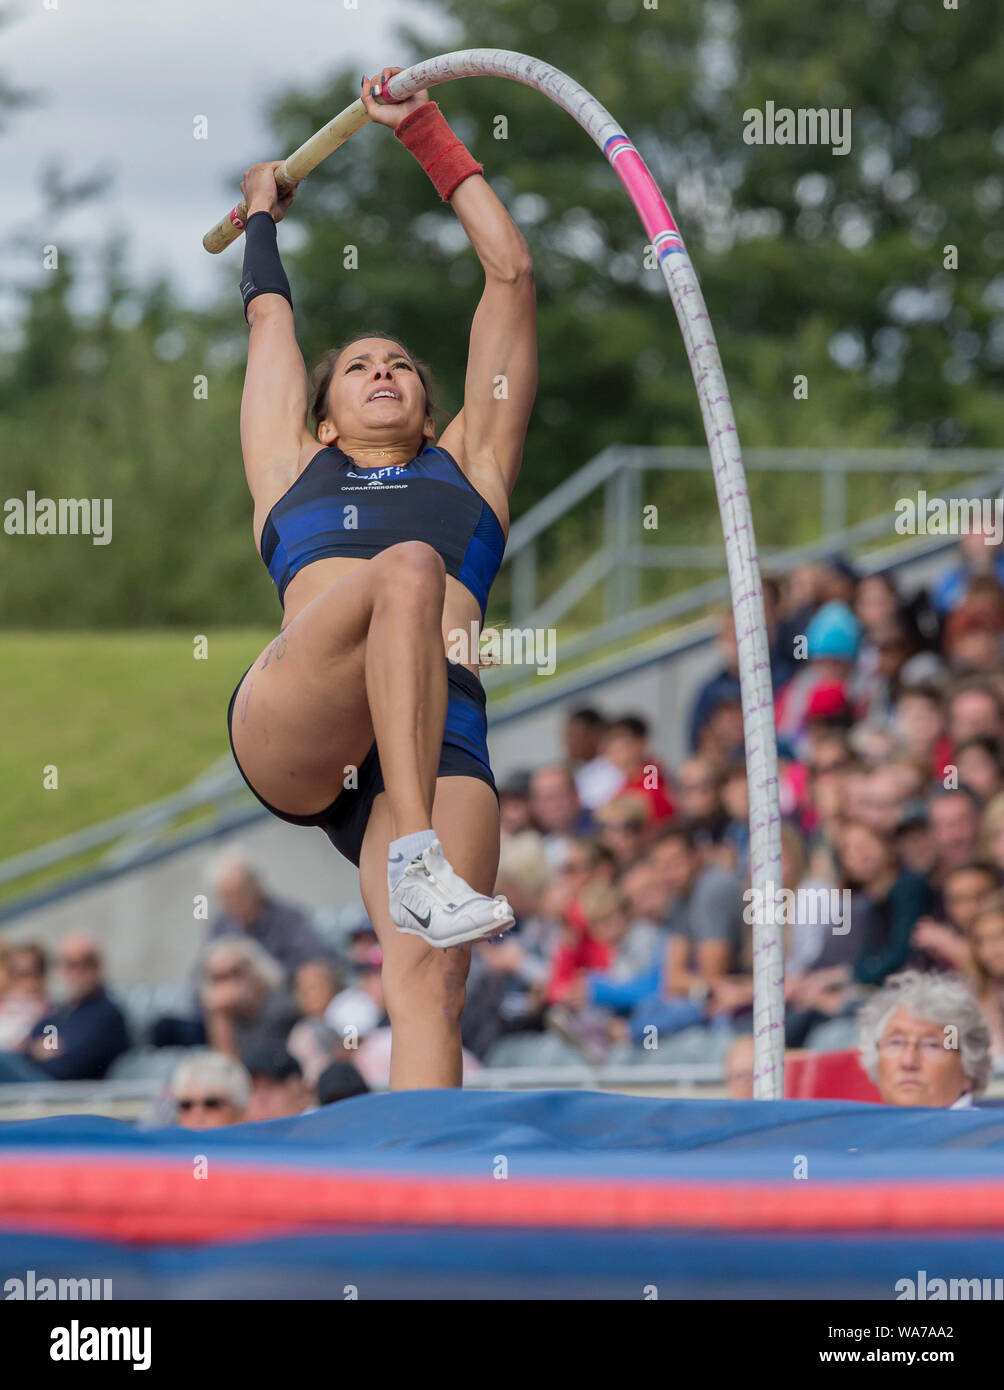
[{"left": 373, "top": 541, "right": 447, "bottom": 595}]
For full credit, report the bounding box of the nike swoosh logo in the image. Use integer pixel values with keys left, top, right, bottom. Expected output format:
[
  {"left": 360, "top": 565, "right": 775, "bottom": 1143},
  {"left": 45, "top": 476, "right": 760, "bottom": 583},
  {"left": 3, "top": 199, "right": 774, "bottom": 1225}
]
[
  {"left": 404, "top": 904, "right": 431, "bottom": 929},
  {"left": 389, "top": 853, "right": 404, "bottom": 862}
]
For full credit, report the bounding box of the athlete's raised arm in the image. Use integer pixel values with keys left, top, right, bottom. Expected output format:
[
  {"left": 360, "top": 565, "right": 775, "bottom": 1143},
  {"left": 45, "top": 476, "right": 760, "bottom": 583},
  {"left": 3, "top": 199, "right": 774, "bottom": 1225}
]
[
  {"left": 237, "top": 162, "right": 312, "bottom": 526},
  {"left": 447, "top": 176, "right": 537, "bottom": 498},
  {"left": 360, "top": 73, "right": 537, "bottom": 501}
]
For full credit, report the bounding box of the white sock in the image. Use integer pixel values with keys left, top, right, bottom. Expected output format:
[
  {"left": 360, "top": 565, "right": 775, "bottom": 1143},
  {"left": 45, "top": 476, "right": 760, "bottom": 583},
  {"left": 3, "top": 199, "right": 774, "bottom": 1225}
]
[{"left": 388, "top": 828, "right": 437, "bottom": 886}]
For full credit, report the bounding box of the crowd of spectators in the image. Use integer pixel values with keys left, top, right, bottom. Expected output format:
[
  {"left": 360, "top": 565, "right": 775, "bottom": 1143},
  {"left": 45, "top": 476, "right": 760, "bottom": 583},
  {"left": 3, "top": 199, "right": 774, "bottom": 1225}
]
[{"left": 2, "top": 523, "right": 1004, "bottom": 1117}]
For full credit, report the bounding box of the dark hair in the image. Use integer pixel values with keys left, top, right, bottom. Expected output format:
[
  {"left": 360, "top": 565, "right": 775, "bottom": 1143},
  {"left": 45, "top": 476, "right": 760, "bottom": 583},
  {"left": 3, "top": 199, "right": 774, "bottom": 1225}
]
[
  {"left": 569, "top": 707, "right": 607, "bottom": 729},
  {"left": 653, "top": 822, "right": 697, "bottom": 853},
  {"left": 309, "top": 330, "right": 447, "bottom": 436},
  {"left": 947, "top": 676, "right": 1004, "bottom": 715},
  {"left": 10, "top": 942, "right": 47, "bottom": 975},
  {"left": 956, "top": 735, "right": 1002, "bottom": 766},
  {"left": 317, "top": 1061, "right": 370, "bottom": 1105},
  {"left": 944, "top": 859, "right": 998, "bottom": 886},
  {"left": 896, "top": 683, "right": 943, "bottom": 709},
  {"left": 928, "top": 783, "right": 983, "bottom": 816},
  {"left": 609, "top": 714, "right": 649, "bottom": 741}
]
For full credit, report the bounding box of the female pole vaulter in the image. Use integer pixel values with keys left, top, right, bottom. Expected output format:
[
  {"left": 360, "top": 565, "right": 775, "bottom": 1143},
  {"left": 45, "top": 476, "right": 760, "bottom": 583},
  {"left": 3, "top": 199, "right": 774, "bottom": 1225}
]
[{"left": 226, "top": 66, "right": 538, "bottom": 1087}]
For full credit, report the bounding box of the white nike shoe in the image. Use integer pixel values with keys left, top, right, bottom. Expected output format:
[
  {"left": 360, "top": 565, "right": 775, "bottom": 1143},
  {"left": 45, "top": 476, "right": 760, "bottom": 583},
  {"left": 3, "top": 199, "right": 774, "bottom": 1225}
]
[{"left": 388, "top": 839, "right": 516, "bottom": 948}]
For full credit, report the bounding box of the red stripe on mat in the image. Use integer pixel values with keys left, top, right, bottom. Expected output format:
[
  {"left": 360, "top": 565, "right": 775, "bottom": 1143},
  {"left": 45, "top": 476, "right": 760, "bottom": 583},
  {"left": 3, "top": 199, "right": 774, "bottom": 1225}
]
[{"left": 1, "top": 1154, "right": 1003, "bottom": 1244}]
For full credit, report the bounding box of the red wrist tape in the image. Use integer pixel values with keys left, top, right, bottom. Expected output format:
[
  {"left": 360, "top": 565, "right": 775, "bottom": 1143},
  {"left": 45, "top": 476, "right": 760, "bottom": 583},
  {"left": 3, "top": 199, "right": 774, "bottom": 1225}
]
[{"left": 393, "top": 101, "right": 484, "bottom": 202}]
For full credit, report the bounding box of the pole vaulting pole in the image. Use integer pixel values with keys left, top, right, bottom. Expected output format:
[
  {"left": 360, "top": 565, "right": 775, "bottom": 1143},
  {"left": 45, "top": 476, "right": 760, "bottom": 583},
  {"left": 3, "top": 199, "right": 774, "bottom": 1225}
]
[{"left": 203, "top": 50, "right": 785, "bottom": 1099}]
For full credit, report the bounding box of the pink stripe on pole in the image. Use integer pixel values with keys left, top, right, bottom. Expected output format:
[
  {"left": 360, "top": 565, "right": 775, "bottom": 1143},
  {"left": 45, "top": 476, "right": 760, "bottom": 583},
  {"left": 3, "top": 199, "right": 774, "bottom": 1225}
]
[{"left": 607, "top": 146, "right": 679, "bottom": 242}]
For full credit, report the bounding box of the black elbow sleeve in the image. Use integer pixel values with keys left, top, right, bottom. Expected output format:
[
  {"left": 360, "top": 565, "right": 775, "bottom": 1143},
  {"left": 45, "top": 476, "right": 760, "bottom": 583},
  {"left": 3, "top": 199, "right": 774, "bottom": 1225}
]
[{"left": 240, "top": 211, "right": 293, "bottom": 321}]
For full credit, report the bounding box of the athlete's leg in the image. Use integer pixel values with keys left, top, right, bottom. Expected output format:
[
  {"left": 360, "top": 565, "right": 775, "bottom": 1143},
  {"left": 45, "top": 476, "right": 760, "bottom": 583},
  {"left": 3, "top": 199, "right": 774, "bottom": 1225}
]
[
  {"left": 358, "top": 776, "right": 501, "bottom": 1088},
  {"left": 231, "top": 541, "right": 447, "bottom": 826}
]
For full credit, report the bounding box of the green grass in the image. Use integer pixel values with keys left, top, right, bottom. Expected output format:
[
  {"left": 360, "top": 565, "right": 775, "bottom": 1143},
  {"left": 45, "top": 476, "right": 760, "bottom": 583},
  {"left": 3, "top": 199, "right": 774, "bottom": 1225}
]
[{"left": 0, "top": 630, "right": 273, "bottom": 864}]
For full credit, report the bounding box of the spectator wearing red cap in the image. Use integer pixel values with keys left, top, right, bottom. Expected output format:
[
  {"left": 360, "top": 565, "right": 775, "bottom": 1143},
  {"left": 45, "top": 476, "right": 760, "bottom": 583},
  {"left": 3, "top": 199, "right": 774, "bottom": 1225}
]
[{"left": 776, "top": 600, "right": 863, "bottom": 759}]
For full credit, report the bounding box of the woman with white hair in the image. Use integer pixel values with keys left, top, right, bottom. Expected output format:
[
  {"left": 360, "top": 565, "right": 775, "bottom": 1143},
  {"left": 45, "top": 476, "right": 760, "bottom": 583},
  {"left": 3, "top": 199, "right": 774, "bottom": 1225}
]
[
  {"left": 170, "top": 1050, "right": 251, "bottom": 1129},
  {"left": 858, "top": 969, "right": 992, "bottom": 1108}
]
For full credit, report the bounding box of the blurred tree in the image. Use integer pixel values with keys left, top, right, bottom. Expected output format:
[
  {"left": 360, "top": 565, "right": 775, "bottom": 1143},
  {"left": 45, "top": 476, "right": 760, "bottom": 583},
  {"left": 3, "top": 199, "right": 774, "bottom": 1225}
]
[
  {"left": 1, "top": 0, "right": 1001, "bottom": 628},
  {"left": 269, "top": 0, "right": 1002, "bottom": 510}
]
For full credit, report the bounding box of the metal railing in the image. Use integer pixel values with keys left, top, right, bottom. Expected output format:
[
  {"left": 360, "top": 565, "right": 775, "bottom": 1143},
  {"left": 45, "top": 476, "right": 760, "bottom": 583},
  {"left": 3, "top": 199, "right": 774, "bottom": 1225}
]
[{"left": 485, "top": 446, "right": 1004, "bottom": 692}]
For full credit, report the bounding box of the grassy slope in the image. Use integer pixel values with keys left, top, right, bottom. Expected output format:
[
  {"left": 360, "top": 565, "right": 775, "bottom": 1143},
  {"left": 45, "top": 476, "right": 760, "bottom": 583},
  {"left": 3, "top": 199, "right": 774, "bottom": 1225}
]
[{"left": 0, "top": 631, "right": 273, "bottom": 861}]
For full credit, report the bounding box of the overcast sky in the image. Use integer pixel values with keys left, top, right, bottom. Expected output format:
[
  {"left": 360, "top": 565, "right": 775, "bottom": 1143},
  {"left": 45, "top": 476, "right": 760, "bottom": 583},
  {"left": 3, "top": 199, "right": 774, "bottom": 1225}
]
[{"left": 0, "top": 0, "right": 454, "bottom": 331}]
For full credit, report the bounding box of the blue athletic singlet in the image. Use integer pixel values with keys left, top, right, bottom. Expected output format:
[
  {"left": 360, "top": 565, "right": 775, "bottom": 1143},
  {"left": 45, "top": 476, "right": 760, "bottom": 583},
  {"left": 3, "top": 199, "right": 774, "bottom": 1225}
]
[{"left": 258, "top": 442, "right": 506, "bottom": 618}]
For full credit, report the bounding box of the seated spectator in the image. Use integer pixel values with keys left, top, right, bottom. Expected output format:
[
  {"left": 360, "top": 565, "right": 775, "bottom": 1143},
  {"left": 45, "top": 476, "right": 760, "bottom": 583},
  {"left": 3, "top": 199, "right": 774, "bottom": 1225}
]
[
  {"left": 802, "top": 685, "right": 855, "bottom": 760},
  {"left": 538, "top": 836, "right": 617, "bottom": 925},
  {"left": 968, "top": 896, "right": 1004, "bottom": 1058},
  {"left": 929, "top": 521, "right": 1004, "bottom": 617},
  {"left": 564, "top": 707, "right": 623, "bottom": 810},
  {"left": 928, "top": 786, "right": 983, "bottom": 891},
  {"left": 583, "top": 874, "right": 665, "bottom": 1016},
  {"left": 676, "top": 758, "right": 728, "bottom": 852},
  {"left": 545, "top": 882, "right": 617, "bottom": 1015},
  {"left": 716, "top": 762, "right": 750, "bottom": 876},
  {"left": 463, "top": 831, "right": 554, "bottom": 1059},
  {"left": 854, "top": 572, "right": 902, "bottom": 658},
  {"left": 689, "top": 595, "right": 797, "bottom": 758},
  {"left": 529, "top": 765, "right": 593, "bottom": 867},
  {"left": 688, "top": 608, "right": 742, "bottom": 755},
  {"left": 243, "top": 1044, "right": 312, "bottom": 1121},
  {"left": 200, "top": 938, "right": 300, "bottom": 1060},
  {"left": 0, "top": 943, "right": 50, "bottom": 1051},
  {"left": 317, "top": 1060, "right": 370, "bottom": 1105},
  {"left": 207, "top": 850, "right": 332, "bottom": 977},
  {"left": 777, "top": 563, "right": 827, "bottom": 648},
  {"left": 910, "top": 861, "right": 998, "bottom": 974},
  {"left": 775, "top": 600, "right": 862, "bottom": 758},
  {"left": 855, "top": 764, "right": 915, "bottom": 839},
  {"left": 649, "top": 823, "right": 745, "bottom": 1003},
  {"left": 893, "top": 684, "right": 953, "bottom": 781},
  {"left": 943, "top": 599, "right": 1004, "bottom": 676},
  {"left": 851, "top": 574, "right": 928, "bottom": 722},
  {"left": 171, "top": 1050, "right": 250, "bottom": 1130},
  {"left": 697, "top": 691, "right": 746, "bottom": 765},
  {"left": 497, "top": 768, "right": 534, "bottom": 839},
  {"left": 858, "top": 969, "right": 991, "bottom": 1108},
  {"left": 781, "top": 821, "right": 842, "bottom": 984},
  {"left": 798, "top": 733, "right": 851, "bottom": 840},
  {"left": 294, "top": 959, "right": 342, "bottom": 1021},
  {"left": 839, "top": 820, "right": 933, "bottom": 986},
  {"left": 600, "top": 715, "right": 675, "bottom": 822},
  {"left": 324, "top": 945, "right": 386, "bottom": 1046},
  {"left": 946, "top": 676, "right": 1003, "bottom": 751},
  {"left": 818, "top": 555, "right": 859, "bottom": 608},
  {"left": 895, "top": 799, "right": 939, "bottom": 880},
  {"left": 594, "top": 794, "right": 650, "bottom": 870},
  {"left": 286, "top": 1017, "right": 341, "bottom": 1090},
  {"left": 548, "top": 882, "right": 660, "bottom": 1063},
  {"left": 955, "top": 736, "right": 1003, "bottom": 806},
  {"left": 21, "top": 933, "right": 129, "bottom": 1081}
]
